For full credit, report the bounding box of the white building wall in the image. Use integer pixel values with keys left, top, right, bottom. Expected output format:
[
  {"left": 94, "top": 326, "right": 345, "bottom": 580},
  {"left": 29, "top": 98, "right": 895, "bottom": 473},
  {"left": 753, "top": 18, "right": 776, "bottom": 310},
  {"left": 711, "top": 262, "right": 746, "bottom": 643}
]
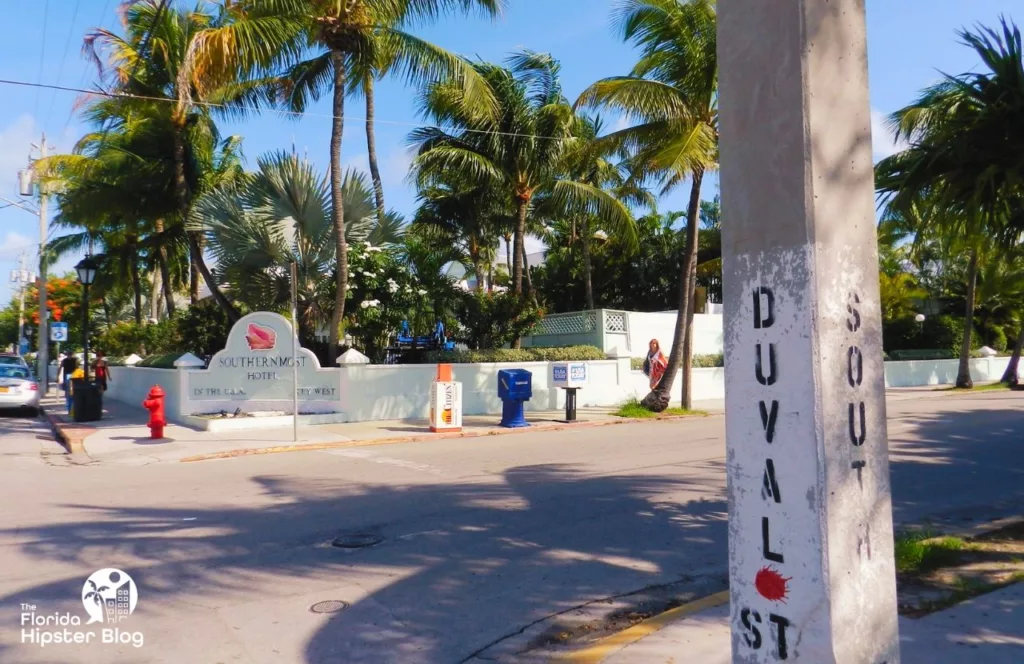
[{"left": 103, "top": 356, "right": 1012, "bottom": 424}]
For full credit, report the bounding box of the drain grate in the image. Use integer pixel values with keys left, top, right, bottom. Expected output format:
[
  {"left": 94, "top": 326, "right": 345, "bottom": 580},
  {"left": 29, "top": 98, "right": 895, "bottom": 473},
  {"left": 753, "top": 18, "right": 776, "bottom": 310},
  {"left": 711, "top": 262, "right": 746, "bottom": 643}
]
[
  {"left": 331, "top": 533, "right": 383, "bottom": 549},
  {"left": 309, "top": 600, "right": 350, "bottom": 614}
]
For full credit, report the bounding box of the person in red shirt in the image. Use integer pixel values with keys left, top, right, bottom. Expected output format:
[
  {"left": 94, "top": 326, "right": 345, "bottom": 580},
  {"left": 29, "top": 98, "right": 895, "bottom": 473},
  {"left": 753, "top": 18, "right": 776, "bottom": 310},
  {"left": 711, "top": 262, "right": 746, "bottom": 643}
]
[{"left": 94, "top": 351, "right": 111, "bottom": 392}]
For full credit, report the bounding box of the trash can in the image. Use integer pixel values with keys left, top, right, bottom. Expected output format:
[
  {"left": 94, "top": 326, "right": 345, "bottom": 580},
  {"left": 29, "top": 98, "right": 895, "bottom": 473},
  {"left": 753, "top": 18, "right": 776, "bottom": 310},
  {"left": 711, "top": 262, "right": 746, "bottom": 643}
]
[
  {"left": 71, "top": 379, "right": 103, "bottom": 422},
  {"left": 497, "top": 368, "right": 532, "bottom": 428}
]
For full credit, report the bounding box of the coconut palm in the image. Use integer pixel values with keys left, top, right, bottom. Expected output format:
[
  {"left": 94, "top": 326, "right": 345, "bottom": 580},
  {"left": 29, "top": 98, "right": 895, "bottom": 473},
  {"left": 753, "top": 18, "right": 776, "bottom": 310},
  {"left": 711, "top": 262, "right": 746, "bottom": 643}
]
[
  {"left": 189, "top": 151, "right": 403, "bottom": 342},
  {"left": 81, "top": 0, "right": 294, "bottom": 320},
  {"left": 877, "top": 18, "right": 1024, "bottom": 387},
  {"left": 190, "top": 0, "right": 502, "bottom": 360},
  {"left": 412, "top": 177, "right": 504, "bottom": 292},
  {"left": 412, "top": 51, "right": 632, "bottom": 306},
  {"left": 576, "top": 0, "right": 718, "bottom": 409}
]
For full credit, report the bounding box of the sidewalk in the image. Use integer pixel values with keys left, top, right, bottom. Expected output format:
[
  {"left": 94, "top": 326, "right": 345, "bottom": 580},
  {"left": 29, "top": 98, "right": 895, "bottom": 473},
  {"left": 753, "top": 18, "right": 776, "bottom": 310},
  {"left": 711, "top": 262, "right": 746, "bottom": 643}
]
[
  {"left": 584, "top": 583, "right": 1024, "bottom": 663},
  {"left": 39, "top": 393, "right": 720, "bottom": 465}
]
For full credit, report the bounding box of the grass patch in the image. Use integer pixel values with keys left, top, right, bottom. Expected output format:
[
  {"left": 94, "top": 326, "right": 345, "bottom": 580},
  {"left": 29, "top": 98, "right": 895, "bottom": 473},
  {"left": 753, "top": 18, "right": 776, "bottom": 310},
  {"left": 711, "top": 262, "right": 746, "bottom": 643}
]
[
  {"left": 971, "top": 382, "right": 1012, "bottom": 391},
  {"left": 613, "top": 398, "right": 703, "bottom": 419},
  {"left": 894, "top": 532, "right": 970, "bottom": 573}
]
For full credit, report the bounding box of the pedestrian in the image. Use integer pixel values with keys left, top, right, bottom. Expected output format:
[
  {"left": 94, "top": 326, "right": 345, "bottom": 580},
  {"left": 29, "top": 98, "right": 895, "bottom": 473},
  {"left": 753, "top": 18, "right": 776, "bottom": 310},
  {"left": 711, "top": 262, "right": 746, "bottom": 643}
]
[
  {"left": 60, "top": 353, "right": 78, "bottom": 412},
  {"left": 642, "top": 339, "right": 668, "bottom": 391},
  {"left": 95, "top": 351, "right": 110, "bottom": 392}
]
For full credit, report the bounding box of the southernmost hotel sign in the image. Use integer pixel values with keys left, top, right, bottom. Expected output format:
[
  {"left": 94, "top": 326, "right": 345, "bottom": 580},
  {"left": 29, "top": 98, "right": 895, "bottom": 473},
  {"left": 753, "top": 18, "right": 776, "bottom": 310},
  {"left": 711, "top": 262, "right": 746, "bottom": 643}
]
[{"left": 186, "top": 312, "right": 341, "bottom": 406}]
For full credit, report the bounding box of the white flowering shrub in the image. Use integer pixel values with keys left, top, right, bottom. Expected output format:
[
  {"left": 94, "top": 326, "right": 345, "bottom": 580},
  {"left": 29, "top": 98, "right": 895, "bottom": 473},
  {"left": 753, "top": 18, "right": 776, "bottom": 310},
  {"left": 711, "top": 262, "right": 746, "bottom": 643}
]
[{"left": 344, "top": 243, "right": 422, "bottom": 361}]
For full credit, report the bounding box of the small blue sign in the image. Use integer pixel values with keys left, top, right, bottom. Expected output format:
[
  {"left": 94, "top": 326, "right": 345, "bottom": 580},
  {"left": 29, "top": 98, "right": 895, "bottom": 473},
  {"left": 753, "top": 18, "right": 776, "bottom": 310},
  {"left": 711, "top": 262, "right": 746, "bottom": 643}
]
[
  {"left": 552, "top": 365, "right": 568, "bottom": 382},
  {"left": 50, "top": 322, "right": 68, "bottom": 342},
  {"left": 18, "top": 337, "right": 29, "bottom": 355}
]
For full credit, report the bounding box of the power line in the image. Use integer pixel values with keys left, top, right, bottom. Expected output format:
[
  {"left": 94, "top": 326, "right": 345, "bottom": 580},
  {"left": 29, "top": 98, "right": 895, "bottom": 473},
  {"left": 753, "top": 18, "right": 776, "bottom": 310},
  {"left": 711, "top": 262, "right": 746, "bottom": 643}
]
[
  {"left": 45, "top": 0, "right": 83, "bottom": 129},
  {"left": 64, "top": 0, "right": 115, "bottom": 133},
  {"left": 0, "top": 77, "right": 569, "bottom": 142},
  {"left": 33, "top": 0, "right": 52, "bottom": 119}
]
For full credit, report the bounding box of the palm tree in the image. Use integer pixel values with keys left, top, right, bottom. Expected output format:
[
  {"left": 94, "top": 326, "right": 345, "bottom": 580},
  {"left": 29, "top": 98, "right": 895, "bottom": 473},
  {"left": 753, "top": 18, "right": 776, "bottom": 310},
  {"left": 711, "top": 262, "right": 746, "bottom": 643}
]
[
  {"left": 195, "top": 0, "right": 503, "bottom": 361},
  {"left": 576, "top": 0, "right": 718, "bottom": 410},
  {"left": 82, "top": 0, "right": 293, "bottom": 321},
  {"left": 412, "top": 176, "right": 504, "bottom": 292},
  {"left": 877, "top": 18, "right": 1024, "bottom": 388},
  {"left": 412, "top": 51, "right": 630, "bottom": 304},
  {"left": 189, "top": 151, "right": 403, "bottom": 343}
]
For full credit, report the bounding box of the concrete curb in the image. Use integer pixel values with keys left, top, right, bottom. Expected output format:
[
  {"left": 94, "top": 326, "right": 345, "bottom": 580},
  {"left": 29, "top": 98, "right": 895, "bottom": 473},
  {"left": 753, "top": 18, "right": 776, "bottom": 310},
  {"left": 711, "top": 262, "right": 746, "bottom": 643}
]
[
  {"left": 553, "top": 591, "right": 730, "bottom": 663},
  {"left": 39, "top": 405, "right": 90, "bottom": 455},
  {"left": 179, "top": 413, "right": 707, "bottom": 463}
]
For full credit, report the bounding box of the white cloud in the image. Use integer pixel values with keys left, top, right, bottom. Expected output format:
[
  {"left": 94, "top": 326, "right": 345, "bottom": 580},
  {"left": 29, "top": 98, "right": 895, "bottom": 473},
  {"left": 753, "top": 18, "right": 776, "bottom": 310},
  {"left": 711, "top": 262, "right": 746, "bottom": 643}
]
[
  {"left": 0, "top": 115, "right": 37, "bottom": 196},
  {"left": 0, "top": 231, "right": 33, "bottom": 259},
  {"left": 870, "top": 108, "right": 908, "bottom": 161}
]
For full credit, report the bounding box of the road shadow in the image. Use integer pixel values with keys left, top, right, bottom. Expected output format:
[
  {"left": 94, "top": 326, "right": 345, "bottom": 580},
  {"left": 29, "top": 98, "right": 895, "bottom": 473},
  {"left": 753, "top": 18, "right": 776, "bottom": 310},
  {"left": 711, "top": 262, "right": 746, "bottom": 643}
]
[{"left": 0, "top": 462, "right": 728, "bottom": 663}]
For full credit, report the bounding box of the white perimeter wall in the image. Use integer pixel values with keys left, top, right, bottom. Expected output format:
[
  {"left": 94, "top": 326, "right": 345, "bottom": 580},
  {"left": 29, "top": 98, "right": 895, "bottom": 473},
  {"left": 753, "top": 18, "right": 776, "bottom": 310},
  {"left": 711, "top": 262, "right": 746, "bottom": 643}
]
[
  {"left": 626, "top": 312, "right": 724, "bottom": 357},
  {"left": 103, "top": 356, "right": 1011, "bottom": 424}
]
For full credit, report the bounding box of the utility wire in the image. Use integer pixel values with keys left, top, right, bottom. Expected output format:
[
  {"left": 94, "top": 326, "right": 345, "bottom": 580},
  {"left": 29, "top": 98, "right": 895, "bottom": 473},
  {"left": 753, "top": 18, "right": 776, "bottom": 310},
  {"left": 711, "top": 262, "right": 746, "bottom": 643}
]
[
  {"left": 33, "top": 0, "right": 52, "bottom": 119},
  {"left": 0, "top": 77, "right": 569, "bottom": 142},
  {"left": 45, "top": 0, "right": 83, "bottom": 130}
]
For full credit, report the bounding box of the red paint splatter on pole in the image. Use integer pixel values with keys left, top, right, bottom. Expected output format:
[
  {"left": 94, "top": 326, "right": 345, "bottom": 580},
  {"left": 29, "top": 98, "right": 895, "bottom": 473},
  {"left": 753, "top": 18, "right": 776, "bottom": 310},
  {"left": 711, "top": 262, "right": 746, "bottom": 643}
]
[{"left": 755, "top": 566, "right": 791, "bottom": 602}]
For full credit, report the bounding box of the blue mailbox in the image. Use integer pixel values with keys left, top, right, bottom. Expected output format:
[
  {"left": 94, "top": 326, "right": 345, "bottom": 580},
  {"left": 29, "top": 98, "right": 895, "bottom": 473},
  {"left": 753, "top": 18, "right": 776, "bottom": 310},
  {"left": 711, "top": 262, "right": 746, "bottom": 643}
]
[{"left": 497, "top": 368, "right": 532, "bottom": 428}]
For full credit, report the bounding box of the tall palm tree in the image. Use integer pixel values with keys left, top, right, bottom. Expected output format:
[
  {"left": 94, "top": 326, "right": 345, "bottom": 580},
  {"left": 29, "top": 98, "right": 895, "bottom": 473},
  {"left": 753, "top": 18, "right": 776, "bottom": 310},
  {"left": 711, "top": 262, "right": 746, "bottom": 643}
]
[
  {"left": 576, "top": 0, "right": 718, "bottom": 410},
  {"left": 412, "top": 177, "right": 504, "bottom": 292},
  {"left": 84, "top": 0, "right": 293, "bottom": 321},
  {"left": 189, "top": 151, "right": 403, "bottom": 342},
  {"left": 412, "top": 51, "right": 630, "bottom": 303},
  {"left": 194, "top": 0, "right": 503, "bottom": 360},
  {"left": 877, "top": 18, "right": 1024, "bottom": 388}
]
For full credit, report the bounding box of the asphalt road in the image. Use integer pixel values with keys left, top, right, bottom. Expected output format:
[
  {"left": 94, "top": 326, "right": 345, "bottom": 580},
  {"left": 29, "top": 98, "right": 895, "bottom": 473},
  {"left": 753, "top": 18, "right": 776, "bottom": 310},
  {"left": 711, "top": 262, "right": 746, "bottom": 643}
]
[{"left": 0, "top": 390, "right": 1021, "bottom": 663}]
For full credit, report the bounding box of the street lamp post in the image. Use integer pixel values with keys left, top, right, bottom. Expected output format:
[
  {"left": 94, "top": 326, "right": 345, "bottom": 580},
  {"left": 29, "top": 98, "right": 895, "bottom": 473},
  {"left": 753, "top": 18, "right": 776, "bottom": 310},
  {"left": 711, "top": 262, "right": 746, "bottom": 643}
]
[
  {"left": 915, "top": 313, "right": 926, "bottom": 340},
  {"left": 75, "top": 256, "right": 98, "bottom": 381}
]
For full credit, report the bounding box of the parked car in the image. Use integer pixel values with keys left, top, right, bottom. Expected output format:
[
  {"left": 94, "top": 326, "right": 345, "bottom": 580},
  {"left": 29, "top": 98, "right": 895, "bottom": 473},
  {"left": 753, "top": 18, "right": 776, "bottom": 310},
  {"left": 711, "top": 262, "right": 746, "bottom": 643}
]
[
  {"left": 0, "top": 353, "right": 29, "bottom": 368},
  {"left": 0, "top": 364, "right": 40, "bottom": 415}
]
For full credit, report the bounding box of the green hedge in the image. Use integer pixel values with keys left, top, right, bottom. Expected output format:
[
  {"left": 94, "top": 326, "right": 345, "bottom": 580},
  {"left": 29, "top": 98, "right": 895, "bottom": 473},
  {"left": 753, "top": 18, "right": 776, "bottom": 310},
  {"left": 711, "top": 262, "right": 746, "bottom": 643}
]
[
  {"left": 887, "top": 349, "right": 955, "bottom": 361},
  {"left": 630, "top": 354, "right": 724, "bottom": 371},
  {"left": 420, "top": 345, "right": 607, "bottom": 364},
  {"left": 137, "top": 353, "right": 184, "bottom": 369}
]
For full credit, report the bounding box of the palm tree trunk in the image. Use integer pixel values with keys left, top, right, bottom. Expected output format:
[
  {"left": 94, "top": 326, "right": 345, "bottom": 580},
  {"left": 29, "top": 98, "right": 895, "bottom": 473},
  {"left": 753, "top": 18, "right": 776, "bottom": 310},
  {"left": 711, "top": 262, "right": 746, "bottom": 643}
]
[
  {"left": 513, "top": 197, "right": 528, "bottom": 294},
  {"left": 521, "top": 242, "right": 536, "bottom": 301},
  {"left": 1001, "top": 327, "right": 1023, "bottom": 384},
  {"left": 190, "top": 250, "right": 199, "bottom": 304},
  {"left": 364, "top": 76, "right": 386, "bottom": 222},
  {"left": 646, "top": 168, "right": 704, "bottom": 411},
  {"left": 327, "top": 50, "right": 349, "bottom": 364},
  {"left": 130, "top": 238, "right": 142, "bottom": 325},
  {"left": 581, "top": 218, "right": 594, "bottom": 310},
  {"left": 153, "top": 218, "right": 175, "bottom": 316},
  {"left": 956, "top": 247, "right": 979, "bottom": 388},
  {"left": 171, "top": 127, "right": 237, "bottom": 321},
  {"left": 151, "top": 267, "right": 161, "bottom": 320}
]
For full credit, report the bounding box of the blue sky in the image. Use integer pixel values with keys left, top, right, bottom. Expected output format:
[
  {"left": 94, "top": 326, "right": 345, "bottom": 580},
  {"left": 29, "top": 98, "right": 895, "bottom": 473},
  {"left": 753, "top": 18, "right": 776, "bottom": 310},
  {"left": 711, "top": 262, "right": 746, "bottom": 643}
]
[{"left": 0, "top": 0, "right": 1019, "bottom": 305}]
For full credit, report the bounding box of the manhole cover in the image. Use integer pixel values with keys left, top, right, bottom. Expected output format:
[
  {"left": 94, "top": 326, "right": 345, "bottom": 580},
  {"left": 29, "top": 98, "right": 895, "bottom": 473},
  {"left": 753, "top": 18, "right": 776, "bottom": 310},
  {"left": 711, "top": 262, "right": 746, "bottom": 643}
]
[
  {"left": 309, "top": 600, "right": 349, "bottom": 614},
  {"left": 331, "top": 533, "right": 383, "bottom": 549}
]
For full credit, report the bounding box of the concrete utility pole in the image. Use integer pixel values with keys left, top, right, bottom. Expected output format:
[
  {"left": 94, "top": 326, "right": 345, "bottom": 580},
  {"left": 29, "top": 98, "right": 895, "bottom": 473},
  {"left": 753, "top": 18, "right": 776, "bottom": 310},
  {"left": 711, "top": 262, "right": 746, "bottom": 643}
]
[
  {"left": 718, "top": 1, "right": 900, "bottom": 662},
  {"left": 36, "top": 134, "right": 49, "bottom": 392},
  {"left": 12, "top": 253, "right": 31, "bottom": 350}
]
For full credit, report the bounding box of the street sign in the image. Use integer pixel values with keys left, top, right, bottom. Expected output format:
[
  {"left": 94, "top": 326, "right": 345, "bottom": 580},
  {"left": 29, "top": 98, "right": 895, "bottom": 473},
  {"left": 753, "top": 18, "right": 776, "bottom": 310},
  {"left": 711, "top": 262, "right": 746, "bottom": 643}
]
[
  {"left": 19, "top": 337, "right": 28, "bottom": 355},
  {"left": 50, "top": 322, "right": 68, "bottom": 342}
]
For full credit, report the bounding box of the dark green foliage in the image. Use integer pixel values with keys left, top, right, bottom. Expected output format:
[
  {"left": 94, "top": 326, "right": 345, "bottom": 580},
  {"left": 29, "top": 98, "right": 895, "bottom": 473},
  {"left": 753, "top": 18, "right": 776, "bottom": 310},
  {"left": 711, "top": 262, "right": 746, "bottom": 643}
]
[
  {"left": 97, "top": 319, "right": 182, "bottom": 357},
  {"left": 631, "top": 353, "right": 722, "bottom": 370},
  {"left": 137, "top": 353, "right": 185, "bottom": 369},
  {"left": 177, "top": 301, "right": 235, "bottom": 358},
  {"left": 883, "top": 315, "right": 979, "bottom": 357},
  {"left": 453, "top": 292, "right": 543, "bottom": 350}
]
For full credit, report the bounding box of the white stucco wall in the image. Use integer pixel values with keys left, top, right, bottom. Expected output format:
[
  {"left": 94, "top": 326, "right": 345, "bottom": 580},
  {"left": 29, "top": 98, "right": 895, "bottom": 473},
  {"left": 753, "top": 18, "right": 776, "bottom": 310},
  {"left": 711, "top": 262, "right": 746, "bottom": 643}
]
[
  {"left": 106, "top": 366, "right": 187, "bottom": 423},
  {"left": 626, "top": 312, "right": 724, "bottom": 357},
  {"left": 102, "top": 356, "right": 1013, "bottom": 424},
  {"left": 883, "top": 357, "right": 1010, "bottom": 388}
]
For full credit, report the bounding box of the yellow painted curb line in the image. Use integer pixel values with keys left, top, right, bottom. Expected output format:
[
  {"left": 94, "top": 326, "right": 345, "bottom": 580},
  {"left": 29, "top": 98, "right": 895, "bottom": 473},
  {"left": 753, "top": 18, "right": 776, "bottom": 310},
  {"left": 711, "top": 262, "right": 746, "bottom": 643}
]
[
  {"left": 179, "top": 413, "right": 711, "bottom": 463},
  {"left": 553, "top": 591, "right": 729, "bottom": 664}
]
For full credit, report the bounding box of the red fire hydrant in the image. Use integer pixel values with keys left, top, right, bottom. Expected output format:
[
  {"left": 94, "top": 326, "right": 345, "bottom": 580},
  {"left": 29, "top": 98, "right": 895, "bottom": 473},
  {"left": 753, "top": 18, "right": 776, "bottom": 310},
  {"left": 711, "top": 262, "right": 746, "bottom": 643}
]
[{"left": 142, "top": 385, "right": 166, "bottom": 439}]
